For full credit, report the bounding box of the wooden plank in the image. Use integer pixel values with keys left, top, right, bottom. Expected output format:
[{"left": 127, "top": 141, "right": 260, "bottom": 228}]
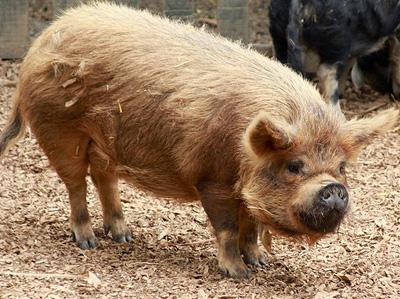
[
  {"left": 217, "top": 0, "right": 249, "bottom": 42},
  {"left": 0, "top": 0, "right": 28, "bottom": 59},
  {"left": 53, "top": 0, "right": 140, "bottom": 15},
  {"left": 116, "top": 0, "right": 140, "bottom": 8},
  {"left": 163, "top": 0, "right": 193, "bottom": 20},
  {"left": 52, "top": 0, "right": 79, "bottom": 15}
]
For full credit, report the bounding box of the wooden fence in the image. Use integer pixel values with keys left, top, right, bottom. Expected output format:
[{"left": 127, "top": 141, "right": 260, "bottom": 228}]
[
  {"left": 0, "top": 0, "right": 267, "bottom": 59},
  {"left": 0, "top": 0, "right": 29, "bottom": 58}
]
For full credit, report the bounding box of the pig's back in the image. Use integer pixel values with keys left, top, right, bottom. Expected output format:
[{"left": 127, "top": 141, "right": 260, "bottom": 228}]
[
  {"left": 17, "top": 2, "right": 328, "bottom": 189},
  {"left": 20, "top": 2, "right": 322, "bottom": 114}
]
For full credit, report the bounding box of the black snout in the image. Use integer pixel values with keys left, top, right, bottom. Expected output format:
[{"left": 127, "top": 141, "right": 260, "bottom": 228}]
[
  {"left": 317, "top": 183, "right": 348, "bottom": 212},
  {"left": 298, "top": 183, "right": 349, "bottom": 233}
]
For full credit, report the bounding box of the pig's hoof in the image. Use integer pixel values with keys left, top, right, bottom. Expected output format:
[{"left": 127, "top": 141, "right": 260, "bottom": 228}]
[
  {"left": 71, "top": 223, "right": 97, "bottom": 250},
  {"left": 103, "top": 218, "right": 132, "bottom": 243},
  {"left": 219, "top": 261, "right": 252, "bottom": 279},
  {"left": 112, "top": 231, "right": 132, "bottom": 243},
  {"left": 242, "top": 249, "right": 267, "bottom": 267},
  {"left": 72, "top": 232, "right": 97, "bottom": 250}
]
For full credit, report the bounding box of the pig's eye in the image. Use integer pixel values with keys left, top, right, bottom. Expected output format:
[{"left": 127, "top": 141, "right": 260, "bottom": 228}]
[
  {"left": 287, "top": 160, "right": 304, "bottom": 175},
  {"left": 339, "top": 162, "right": 346, "bottom": 175}
]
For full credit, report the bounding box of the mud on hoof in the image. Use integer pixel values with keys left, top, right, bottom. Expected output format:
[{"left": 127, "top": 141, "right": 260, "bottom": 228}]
[{"left": 103, "top": 218, "right": 132, "bottom": 243}]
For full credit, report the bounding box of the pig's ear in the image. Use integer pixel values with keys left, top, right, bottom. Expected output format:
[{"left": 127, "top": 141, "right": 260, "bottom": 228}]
[
  {"left": 244, "top": 112, "right": 296, "bottom": 158},
  {"left": 342, "top": 108, "right": 399, "bottom": 155}
]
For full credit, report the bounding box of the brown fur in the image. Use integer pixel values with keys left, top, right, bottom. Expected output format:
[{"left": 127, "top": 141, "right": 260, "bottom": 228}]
[{"left": 0, "top": 3, "right": 398, "bottom": 278}]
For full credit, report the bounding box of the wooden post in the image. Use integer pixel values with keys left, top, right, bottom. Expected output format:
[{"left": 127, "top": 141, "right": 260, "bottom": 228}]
[
  {"left": 217, "top": 0, "right": 249, "bottom": 42},
  {"left": 52, "top": 0, "right": 79, "bottom": 15},
  {"left": 52, "top": 0, "right": 140, "bottom": 16},
  {"left": 0, "top": 0, "right": 28, "bottom": 59},
  {"left": 116, "top": 0, "right": 140, "bottom": 7},
  {"left": 163, "top": 0, "right": 193, "bottom": 21}
]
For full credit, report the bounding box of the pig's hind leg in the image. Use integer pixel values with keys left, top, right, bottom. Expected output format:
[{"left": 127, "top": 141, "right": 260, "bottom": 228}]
[
  {"left": 34, "top": 128, "right": 96, "bottom": 249},
  {"left": 88, "top": 142, "right": 131, "bottom": 243},
  {"left": 198, "top": 182, "right": 251, "bottom": 279},
  {"left": 239, "top": 207, "right": 267, "bottom": 267}
]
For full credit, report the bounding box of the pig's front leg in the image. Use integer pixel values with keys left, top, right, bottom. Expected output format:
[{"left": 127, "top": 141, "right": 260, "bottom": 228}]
[
  {"left": 198, "top": 182, "right": 251, "bottom": 279},
  {"left": 239, "top": 207, "right": 267, "bottom": 267}
]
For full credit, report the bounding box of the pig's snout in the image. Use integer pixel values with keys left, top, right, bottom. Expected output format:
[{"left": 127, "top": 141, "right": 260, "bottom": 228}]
[
  {"left": 317, "top": 183, "right": 348, "bottom": 213},
  {"left": 297, "top": 183, "right": 349, "bottom": 233}
]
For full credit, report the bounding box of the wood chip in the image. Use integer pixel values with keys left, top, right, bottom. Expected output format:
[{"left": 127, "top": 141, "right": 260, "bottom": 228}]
[
  {"left": 61, "top": 77, "right": 77, "bottom": 88},
  {"left": 0, "top": 271, "right": 84, "bottom": 280},
  {"left": 65, "top": 97, "right": 79, "bottom": 108},
  {"left": 3, "top": 80, "right": 17, "bottom": 87},
  {"left": 87, "top": 272, "right": 101, "bottom": 288},
  {"left": 1, "top": 17, "right": 400, "bottom": 299}
]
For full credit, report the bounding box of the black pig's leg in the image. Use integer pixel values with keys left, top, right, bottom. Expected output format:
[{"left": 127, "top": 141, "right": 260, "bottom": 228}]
[
  {"left": 316, "top": 63, "right": 343, "bottom": 107},
  {"left": 269, "top": 0, "right": 290, "bottom": 63},
  {"left": 338, "top": 59, "right": 355, "bottom": 96},
  {"left": 286, "top": 0, "right": 305, "bottom": 74}
]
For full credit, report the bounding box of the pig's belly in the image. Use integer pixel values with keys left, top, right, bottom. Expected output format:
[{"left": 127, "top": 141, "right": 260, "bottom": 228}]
[{"left": 116, "top": 163, "right": 199, "bottom": 202}]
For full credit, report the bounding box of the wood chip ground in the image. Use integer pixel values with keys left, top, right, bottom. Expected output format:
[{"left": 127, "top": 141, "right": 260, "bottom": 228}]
[{"left": 1, "top": 1, "right": 399, "bottom": 297}]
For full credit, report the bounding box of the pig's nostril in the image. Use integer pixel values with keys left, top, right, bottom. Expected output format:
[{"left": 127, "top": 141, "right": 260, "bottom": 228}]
[
  {"left": 335, "top": 196, "right": 348, "bottom": 211},
  {"left": 339, "top": 188, "right": 348, "bottom": 201},
  {"left": 317, "top": 183, "right": 349, "bottom": 212},
  {"left": 320, "top": 195, "right": 334, "bottom": 209}
]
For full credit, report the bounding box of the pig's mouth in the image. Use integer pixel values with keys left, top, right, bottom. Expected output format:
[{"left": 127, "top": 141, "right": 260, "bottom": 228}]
[
  {"left": 246, "top": 183, "right": 349, "bottom": 240},
  {"left": 255, "top": 212, "right": 326, "bottom": 244},
  {"left": 258, "top": 210, "right": 346, "bottom": 244},
  {"left": 249, "top": 206, "right": 324, "bottom": 241},
  {"left": 296, "top": 207, "right": 347, "bottom": 234},
  {"left": 249, "top": 201, "right": 347, "bottom": 241},
  {"left": 295, "top": 183, "right": 349, "bottom": 233}
]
